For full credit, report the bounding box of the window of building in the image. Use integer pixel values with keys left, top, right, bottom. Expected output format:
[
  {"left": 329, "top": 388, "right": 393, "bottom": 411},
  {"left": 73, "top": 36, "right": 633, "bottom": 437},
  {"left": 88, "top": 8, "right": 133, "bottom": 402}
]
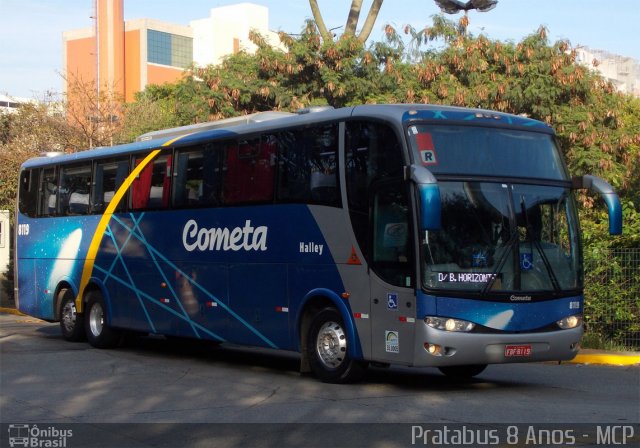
[{"left": 147, "top": 30, "right": 193, "bottom": 68}]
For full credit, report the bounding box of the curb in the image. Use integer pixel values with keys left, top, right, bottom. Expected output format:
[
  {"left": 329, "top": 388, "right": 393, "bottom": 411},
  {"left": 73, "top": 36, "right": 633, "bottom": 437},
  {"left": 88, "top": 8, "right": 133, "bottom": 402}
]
[
  {"left": 0, "top": 307, "right": 26, "bottom": 316},
  {"left": 566, "top": 352, "right": 640, "bottom": 366}
]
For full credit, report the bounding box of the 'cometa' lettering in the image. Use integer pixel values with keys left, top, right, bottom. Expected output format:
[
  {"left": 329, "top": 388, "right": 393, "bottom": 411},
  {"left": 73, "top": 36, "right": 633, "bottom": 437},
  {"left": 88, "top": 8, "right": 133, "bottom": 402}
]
[{"left": 182, "top": 219, "right": 268, "bottom": 252}]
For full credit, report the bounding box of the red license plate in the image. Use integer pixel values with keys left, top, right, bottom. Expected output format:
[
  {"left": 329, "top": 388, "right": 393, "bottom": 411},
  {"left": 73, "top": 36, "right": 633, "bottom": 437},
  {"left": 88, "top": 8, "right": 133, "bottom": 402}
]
[{"left": 505, "top": 344, "right": 532, "bottom": 357}]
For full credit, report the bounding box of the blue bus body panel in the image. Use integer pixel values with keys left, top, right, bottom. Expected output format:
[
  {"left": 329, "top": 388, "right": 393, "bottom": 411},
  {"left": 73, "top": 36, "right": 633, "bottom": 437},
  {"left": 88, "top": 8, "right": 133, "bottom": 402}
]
[
  {"left": 416, "top": 291, "right": 583, "bottom": 331},
  {"left": 17, "top": 216, "right": 101, "bottom": 319},
  {"left": 17, "top": 204, "right": 345, "bottom": 349}
]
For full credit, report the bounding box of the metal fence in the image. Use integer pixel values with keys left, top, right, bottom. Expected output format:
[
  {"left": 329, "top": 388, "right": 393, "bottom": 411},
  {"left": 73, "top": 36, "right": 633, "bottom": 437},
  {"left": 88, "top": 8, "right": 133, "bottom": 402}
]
[{"left": 583, "top": 248, "right": 640, "bottom": 349}]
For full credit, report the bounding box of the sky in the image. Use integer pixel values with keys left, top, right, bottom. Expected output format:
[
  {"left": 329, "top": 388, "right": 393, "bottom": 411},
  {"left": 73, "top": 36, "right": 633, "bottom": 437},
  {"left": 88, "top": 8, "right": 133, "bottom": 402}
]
[{"left": 1, "top": 0, "right": 639, "bottom": 99}]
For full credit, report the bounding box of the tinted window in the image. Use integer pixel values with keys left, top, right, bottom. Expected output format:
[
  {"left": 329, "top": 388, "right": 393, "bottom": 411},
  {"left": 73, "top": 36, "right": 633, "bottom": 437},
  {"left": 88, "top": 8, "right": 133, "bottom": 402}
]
[
  {"left": 131, "top": 154, "right": 172, "bottom": 210},
  {"left": 93, "top": 158, "right": 129, "bottom": 213},
  {"left": 346, "top": 121, "right": 404, "bottom": 258},
  {"left": 408, "top": 125, "right": 566, "bottom": 180},
  {"left": 371, "top": 181, "right": 414, "bottom": 287},
  {"left": 39, "top": 168, "right": 58, "bottom": 217},
  {"left": 276, "top": 124, "right": 340, "bottom": 207},
  {"left": 19, "top": 169, "right": 39, "bottom": 217},
  {"left": 173, "top": 143, "right": 225, "bottom": 207},
  {"left": 223, "top": 137, "right": 275, "bottom": 205},
  {"left": 60, "top": 164, "right": 92, "bottom": 215}
]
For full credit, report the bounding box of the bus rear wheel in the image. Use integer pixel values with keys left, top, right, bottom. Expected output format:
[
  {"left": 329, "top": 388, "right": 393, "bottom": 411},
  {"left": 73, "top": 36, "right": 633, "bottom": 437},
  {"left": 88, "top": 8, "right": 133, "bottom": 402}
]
[
  {"left": 84, "top": 291, "right": 121, "bottom": 349},
  {"left": 438, "top": 364, "right": 487, "bottom": 380},
  {"left": 307, "top": 308, "right": 366, "bottom": 383},
  {"left": 59, "top": 289, "right": 85, "bottom": 342}
]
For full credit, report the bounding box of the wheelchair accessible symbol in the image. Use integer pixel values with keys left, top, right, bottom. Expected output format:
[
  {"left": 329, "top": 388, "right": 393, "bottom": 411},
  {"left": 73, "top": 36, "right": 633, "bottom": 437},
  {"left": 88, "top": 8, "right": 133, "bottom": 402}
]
[
  {"left": 520, "top": 253, "right": 533, "bottom": 271},
  {"left": 387, "top": 293, "right": 398, "bottom": 310}
]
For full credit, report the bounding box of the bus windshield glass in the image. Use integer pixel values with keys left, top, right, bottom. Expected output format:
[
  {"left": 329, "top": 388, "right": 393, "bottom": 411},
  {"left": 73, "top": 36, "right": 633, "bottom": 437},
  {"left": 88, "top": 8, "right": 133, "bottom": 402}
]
[
  {"left": 422, "top": 181, "right": 582, "bottom": 294},
  {"left": 408, "top": 123, "right": 582, "bottom": 295},
  {"left": 407, "top": 124, "right": 566, "bottom": 179}
]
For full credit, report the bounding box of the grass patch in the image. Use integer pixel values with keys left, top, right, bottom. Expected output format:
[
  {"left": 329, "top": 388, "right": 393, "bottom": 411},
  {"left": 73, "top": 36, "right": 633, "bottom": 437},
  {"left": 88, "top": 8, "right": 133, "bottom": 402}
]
[{"left": 581, "top": 331, "right": 633, "bottom": 351}]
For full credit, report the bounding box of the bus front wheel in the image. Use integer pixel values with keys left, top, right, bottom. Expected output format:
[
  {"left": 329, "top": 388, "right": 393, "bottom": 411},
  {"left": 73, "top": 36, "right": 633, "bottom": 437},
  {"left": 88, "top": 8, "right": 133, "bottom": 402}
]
[
  {"left": 59, "top": 289, "right": 85, "bottom": 342},
  {"left": 84, "top": 291, "right": 121, "bottom": 349},
  {"left": 307, "top": 308, "right": 366, "bottom": 383}
]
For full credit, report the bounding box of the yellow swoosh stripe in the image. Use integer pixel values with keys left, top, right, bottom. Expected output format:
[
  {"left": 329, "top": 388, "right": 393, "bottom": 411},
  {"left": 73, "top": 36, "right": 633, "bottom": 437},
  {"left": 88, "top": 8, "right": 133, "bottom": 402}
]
[{"left": 75, "top": 135, "right": 190, "bottom": 311}]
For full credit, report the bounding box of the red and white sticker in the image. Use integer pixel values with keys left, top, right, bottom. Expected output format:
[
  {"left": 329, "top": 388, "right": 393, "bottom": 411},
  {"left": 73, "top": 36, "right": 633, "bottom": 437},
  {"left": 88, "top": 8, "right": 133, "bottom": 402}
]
[{"left": 416, "top": 132, "right": 438, "bottom": 166}]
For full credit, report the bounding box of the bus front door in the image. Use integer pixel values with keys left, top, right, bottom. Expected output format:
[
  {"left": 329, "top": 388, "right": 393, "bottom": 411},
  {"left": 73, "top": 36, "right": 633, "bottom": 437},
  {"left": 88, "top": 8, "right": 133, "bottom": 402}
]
[{"left": 368, "top": 180, "right": 416, "bottom": 364}]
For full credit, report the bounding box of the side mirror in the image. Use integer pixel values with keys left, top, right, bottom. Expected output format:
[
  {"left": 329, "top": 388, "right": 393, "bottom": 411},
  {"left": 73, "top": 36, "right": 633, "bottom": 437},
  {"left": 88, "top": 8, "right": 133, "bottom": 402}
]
[
  {"left": 572, "top": 175, "right": 622, "bottom": 235},
  {"left": 410, "top": 165, "right": 441, "bottom": 231}
]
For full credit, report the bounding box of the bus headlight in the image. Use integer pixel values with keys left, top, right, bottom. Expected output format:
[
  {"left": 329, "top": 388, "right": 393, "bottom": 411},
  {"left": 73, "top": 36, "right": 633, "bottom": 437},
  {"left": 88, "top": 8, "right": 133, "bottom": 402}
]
[
  {"left": 557, "top": 314, "right": 582, "bottom": 330},
  {"left": 425, "top": 316, "right": 475, "bottom": 332}
]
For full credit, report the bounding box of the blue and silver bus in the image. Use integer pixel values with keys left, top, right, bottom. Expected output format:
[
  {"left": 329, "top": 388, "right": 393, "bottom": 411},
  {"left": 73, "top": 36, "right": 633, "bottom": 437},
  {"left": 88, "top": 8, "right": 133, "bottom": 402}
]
[{"left": 15, "top": 104, "right": 622, "bottom": 382}]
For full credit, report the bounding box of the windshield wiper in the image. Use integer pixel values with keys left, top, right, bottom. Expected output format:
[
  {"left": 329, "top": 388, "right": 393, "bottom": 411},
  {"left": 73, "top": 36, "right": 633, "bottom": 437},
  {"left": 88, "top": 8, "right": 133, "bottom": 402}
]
[
  {"left": 520, "top": 198, "right": 561, "bottom": 292},
  {"left": 481, "top": 230, "right": 519, "bottom": 296}
]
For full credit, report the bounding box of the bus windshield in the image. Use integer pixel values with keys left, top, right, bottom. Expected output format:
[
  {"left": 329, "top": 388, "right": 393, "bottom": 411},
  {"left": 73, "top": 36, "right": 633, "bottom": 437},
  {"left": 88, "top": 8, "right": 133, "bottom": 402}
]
[{"left": 422, "top": 181, "right": 582, "bottom": 295}]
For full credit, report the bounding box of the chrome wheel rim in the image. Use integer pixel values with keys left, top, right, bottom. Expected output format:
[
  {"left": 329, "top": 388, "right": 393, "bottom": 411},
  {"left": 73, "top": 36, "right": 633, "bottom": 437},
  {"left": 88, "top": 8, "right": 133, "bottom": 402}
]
[
  {"left": 61, "top": 300, "right": 77, "bottom": 333},
  {"left": 89, "top": 302, "right": 104, "bottom": 337},
  {"left": 315, "top": 321, "right": 347, "bottom": 369}
]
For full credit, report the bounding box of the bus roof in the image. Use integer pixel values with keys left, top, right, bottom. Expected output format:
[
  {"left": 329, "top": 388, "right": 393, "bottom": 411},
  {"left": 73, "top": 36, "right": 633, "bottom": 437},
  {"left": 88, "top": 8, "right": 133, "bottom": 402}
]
[{"left": 21, "top": 104, "right": 553, "bottom": 169}]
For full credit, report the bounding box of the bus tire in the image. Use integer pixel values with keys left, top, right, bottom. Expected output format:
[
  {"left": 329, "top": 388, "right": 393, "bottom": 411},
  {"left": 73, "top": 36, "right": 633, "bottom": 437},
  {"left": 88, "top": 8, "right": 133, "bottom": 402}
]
[
  {"left": 59, "top": 288, "right": 85, "bottom": 342},
  {"left": 307, "top": 307, "right": 367, "bottom": 383},
  {"left": 438, "top": 364, "right": 487, "bottom": 380},
  {"left": 84, "top": 290, "right": 121, "bottom": 349}
]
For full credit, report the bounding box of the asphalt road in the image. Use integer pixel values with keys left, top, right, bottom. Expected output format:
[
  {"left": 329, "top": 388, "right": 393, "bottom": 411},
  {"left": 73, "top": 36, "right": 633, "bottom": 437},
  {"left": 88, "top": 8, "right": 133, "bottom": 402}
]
[{"left": 1, "top": 313, "right": 638, "bottom": 447}]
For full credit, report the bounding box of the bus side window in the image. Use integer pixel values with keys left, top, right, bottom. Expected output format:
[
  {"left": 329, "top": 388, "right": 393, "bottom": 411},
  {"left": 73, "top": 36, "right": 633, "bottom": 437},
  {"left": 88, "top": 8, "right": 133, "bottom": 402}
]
[
  {"left": 173, "top": 144, "right": 225, "bottom": 208},
  {"left": 38, "top": 167, "right": 58, "bottom": 217},
  {"left": 174, "top": 147, "right": 203, "bottom": 207},
  {"left": 309, "top": 125, "right": 339, "bottom": 206},
  {"left": 223, "top": 137, "right": 275, "bottom": 204},
  {"left": 60, "top": 164, "right": 92, "bottom": 215},
  {"left": 19, "top": 169, "right": 39, "bottom": 217},
  {"left": 276, "top": 125, "right": 339, "bottom": 207},
  {"left": 131, "top": 154, "right": 172, "bottom": 210},
  {"left": 276, "top": 130, "right": 311, "bottom": 202},
  {"left": 93, "top": 159, "right": 129, "bottom": 213},
  {"left": 345, "top": 121, "right": 405, "bottom": 260}
]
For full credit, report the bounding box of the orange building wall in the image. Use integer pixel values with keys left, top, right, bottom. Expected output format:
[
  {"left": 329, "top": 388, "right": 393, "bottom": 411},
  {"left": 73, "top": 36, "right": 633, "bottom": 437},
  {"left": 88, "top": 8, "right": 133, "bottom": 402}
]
[
  {"left": 124, "top": 29, "right": 141, "bottom": 102},
  {"left": 147, "top": 64, "right": 185, "bottom": 87},
  {"left": 66, "top": 37, "right": 96, "bottom": 86}
]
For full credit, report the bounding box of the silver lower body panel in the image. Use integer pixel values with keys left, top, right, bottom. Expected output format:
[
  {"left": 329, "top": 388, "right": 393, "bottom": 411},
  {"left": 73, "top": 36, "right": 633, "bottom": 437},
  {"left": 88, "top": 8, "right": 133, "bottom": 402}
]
[{"left": 412, "top": 323, "right": 583, "bottom": 367}]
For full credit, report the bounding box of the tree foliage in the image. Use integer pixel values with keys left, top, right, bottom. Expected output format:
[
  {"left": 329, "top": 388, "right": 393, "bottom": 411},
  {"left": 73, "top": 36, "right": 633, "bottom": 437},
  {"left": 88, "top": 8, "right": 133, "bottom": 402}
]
[{"left": 0, "top": 99, "right": 71, "bottom": 218}]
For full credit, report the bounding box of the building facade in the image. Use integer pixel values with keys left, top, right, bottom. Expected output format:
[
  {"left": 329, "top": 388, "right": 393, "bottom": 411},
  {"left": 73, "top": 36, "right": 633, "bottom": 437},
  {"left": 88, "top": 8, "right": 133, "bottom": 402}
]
[
  {"left": 63, "top": 1, "right": 281, "bottom": 102},
  {"left": 576, "top": 47, "right": 640, "bottom": 97},
  {"left": 0, "top": 93, "right": 33, "bottom": 114}
]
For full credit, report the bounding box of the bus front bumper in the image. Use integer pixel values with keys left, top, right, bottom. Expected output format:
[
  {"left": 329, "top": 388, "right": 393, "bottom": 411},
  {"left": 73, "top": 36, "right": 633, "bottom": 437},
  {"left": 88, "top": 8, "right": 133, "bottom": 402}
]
[{"left": 412, "top": 322, "right": 583, "bottom": 367}]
